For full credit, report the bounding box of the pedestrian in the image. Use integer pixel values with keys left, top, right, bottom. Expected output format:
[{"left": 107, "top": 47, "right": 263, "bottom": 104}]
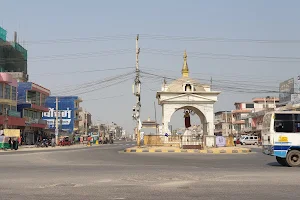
[{"left": 233, "top": 136, "right": 237, "bottom": 146}]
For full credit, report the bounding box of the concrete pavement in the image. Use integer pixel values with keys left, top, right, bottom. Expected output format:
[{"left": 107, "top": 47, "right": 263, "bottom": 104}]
[{"left": 0, "top": 141, "right": 299, "bottom": 200}]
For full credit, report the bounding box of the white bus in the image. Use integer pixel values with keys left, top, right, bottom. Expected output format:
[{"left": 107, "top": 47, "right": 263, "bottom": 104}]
[{"left": 262, "top": 111, "right": 300, "bottom": 167}]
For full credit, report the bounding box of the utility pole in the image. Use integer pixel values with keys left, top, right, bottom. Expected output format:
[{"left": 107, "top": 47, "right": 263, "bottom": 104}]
[
  {"left": 4, "top": 108, "right": 8, "bottom": 129},
  {"left": 225, "top": 111, "right": 228, "bottom": 136},
  {"left": 85, "top": 110, "right": 88, "bottom": 135},
  {"left": 132, "top": 34, "right": 141, "bottom": 147},
  {"left": 154, "top": 101, "right": 157, "bottom": 135},
  {"left": 55, "top": 97, "right": 59, "bottom": 145},
  {"left": 210, "top": 77, "right": 213, "bottom": 90}
]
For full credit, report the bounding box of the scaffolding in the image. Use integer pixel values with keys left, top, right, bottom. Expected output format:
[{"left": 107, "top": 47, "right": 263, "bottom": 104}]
[{"left": 0, "top": 26, "right": 6, "bottom": 41}]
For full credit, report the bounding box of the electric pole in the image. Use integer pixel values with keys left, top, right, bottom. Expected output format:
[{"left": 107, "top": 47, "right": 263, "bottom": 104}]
[
  {"left": 55, "top": 97, "right": 59, "bottom": 145},
  {"left": 132, "top": 34, "right": 141, "bottom": 147},
  {"left": 4, "top": 108, "right": 8, "bottom": 129},
  {"left": 85, "top": 110, "right": 88, "bottom": 135}
]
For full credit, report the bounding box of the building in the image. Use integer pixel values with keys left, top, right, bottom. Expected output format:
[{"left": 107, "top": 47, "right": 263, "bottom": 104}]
[
  {"left": 17, "top": 82, "right": 50, "bottom": 144},
  {"left": 0, "top": 73, "right": 25, "bottom": 129},
  {"left": 79, "top": 110, "right": 92, "bottom": 134},
  {"left": 214, "top": 111, "right": 232, "bottom": 136},
  {"left": 244, "top": 97, "right": 279, "bottom": 137},
  {"left": 0, "top": 27, "right": 28, "bottom": 82},
  {"left": 141, "top": 117, "right": 159, "bottom": 135},
  {"left": 42, "top": 96, "right": 82, "bottom": 134},
  {"left": 232, "top": 97, "right": 279, "bottom": 135}
]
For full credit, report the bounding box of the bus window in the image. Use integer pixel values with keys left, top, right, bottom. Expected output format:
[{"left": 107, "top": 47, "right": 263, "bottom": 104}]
[
  {"left": 295, "top": 122, "right": 300, "bottom": 133},
  {"left": 274, "top": 121, "right": 293, "bottom": 133},
  {"left": 275, "top": 114, "right": 293, "bottom": 121}
]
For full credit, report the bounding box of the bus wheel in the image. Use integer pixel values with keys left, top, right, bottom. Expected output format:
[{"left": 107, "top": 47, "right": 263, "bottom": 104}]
[
  {"left": 286, "top": 150, "right": 300, "bottom": 167},
  {"left": 276, "top": 156, "right": 287, "bottom": 166}
]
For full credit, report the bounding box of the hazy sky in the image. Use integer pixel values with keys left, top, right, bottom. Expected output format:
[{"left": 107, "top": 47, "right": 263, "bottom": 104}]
[{"left": 1, "top": 0, "right": 300, "bottom": 132}]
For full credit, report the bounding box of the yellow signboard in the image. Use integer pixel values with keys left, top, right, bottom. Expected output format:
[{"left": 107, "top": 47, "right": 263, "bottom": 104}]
[
  {"left": 4, "top": 129, "right": 20, "bottom": 137},
  {"left": 278, "top": 136, "right": 288, "bottom": 142}
]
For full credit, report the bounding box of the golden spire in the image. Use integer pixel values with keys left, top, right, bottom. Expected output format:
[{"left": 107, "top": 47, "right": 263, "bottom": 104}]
[{"left": 181, "top": 50, "right": 189, "bottom": 77}]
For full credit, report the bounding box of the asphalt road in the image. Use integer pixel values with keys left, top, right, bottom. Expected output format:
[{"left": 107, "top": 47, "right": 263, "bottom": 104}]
[{"left": 0, "top": 141, "right": 299, "bottom": 200}]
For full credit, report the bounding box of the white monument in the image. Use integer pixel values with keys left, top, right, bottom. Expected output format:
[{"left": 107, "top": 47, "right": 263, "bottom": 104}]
[{"left": 156, "top": 51, "right": 221, "bottom": 147}]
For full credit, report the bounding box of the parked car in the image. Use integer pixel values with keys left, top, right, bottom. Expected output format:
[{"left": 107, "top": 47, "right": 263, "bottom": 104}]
[{"left": 240, "top": 136, "right": 258, "bottom": 145}]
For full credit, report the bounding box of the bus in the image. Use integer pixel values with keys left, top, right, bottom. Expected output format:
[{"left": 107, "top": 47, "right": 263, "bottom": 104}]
[{"left": 262, "top": 111, "right": 300, "bottom": 167}]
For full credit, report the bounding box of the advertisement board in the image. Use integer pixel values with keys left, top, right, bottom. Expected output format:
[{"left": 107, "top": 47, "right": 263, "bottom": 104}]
[
  {"left": 4, "top": 129, "right": 20, "bottom": 137},
  {"left": 42, "top": 96, "right": 78, "bottom": 133},
  {"left": 279, "top": 78, "right": 294, "bottom": 103}
]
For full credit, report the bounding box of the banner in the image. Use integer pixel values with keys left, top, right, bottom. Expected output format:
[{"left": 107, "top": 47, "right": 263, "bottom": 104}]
[{"left": 4, "top": 129, "right": 20, "bottom": 137}]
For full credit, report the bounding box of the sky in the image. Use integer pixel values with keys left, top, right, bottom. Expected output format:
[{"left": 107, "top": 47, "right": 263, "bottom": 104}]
[{"left": 1, "top": 0, "right": 300, "bottom": 133}]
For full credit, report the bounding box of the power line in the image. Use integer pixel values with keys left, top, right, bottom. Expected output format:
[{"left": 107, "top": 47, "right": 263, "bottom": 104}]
[
  {"left": 0, "top": 34, "right": 136, "bottom": 46},
  {"left": 142, "top": 48, "right": 300, "bottom": 62},
  {"left": 140, "top": 71, "right": 298, "bottom": 95},
  {"left": 30, "top": 66, "right": 134, "bottom": 76},
  {"left": 0, "top": 49, "right": 134, "bottom": 64},
  {"left": 140, "top": 34, "right": 300, "bottom": 44}
]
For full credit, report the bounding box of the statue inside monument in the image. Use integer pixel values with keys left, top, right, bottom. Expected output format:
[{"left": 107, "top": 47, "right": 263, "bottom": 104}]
[{"left": 184, "top": 110, "right": 191, "bottom": 129}]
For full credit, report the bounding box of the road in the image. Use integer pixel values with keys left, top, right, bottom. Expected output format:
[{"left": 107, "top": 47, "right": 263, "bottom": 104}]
[{"left": 0, "top": 141, "right": 299, "bottom": 200}]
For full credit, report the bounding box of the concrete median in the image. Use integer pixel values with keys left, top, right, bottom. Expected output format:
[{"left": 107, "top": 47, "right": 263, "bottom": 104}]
[{"left": 123, "top": 146, "right": 252, "bottom": 154}]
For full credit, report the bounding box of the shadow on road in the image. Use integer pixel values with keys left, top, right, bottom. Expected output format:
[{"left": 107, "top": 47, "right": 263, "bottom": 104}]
[{"left": 266, "top": 162, "right": 286, "bottom": 167}]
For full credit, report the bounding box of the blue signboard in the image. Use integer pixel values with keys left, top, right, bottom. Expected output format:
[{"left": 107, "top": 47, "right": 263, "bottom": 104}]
[{"left": 42, "top": 96, "right": 79, "bottom": 133}]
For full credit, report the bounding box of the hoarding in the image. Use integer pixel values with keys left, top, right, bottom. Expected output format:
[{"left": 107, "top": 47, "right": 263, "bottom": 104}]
[
  {"left": 279, "top": 78, "right": 294, "bottom": 103},
  {"left": 4, "top": 129, "right": 20, "bottom": 137},
  {"left": 42, "top": 96, "right": 79, "bottom": 133}
]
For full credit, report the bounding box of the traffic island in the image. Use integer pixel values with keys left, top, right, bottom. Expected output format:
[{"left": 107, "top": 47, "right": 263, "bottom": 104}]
[{"left": 123, "top": 146, "right": 252, "bottom": 154}]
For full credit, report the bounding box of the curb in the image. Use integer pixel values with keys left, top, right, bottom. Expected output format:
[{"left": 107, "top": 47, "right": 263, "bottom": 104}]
[{"left": 123, "top": 148, "right": 252, "bottom": 154}]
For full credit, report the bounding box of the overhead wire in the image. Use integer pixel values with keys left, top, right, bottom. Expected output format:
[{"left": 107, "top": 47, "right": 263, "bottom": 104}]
[{"left": 139, "top": 70, "right": 296, "bottom": 95}]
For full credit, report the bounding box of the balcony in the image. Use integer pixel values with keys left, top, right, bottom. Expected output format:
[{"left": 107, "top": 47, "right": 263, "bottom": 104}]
[
  {"left": 7, "top": 110, "right": 21, "bottom": 118},
  {"left": 232, "top": 109, "right": 252, "bottom": 114},
  {"left": 74, "top": 115, "right": 82, "bottom": 121}
]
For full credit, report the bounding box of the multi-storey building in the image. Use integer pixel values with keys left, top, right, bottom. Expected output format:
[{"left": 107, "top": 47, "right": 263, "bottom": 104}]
[
  {"left": 42, "top": 96, "right": 82, "bottom": 134},
  {"left": 0, "top": 27, "right": 28, "bottom": 82},
  {"left": 214, "top": 111, "right": 232, "bottom": 136},
  {"left": 232, "top": 97, "right": 279, "bottom": 135},
  {"left": 17, "top": 82, "right": 50, "bottom": 144},
  {"left": 244, "top": 97, "right": 279, "bottom": 137},
  {"left": 79, "top": 110, "right": 92, "bottom": 134},
  {"left": 0, "top": 73, "right": 25, "bottom": 129}
]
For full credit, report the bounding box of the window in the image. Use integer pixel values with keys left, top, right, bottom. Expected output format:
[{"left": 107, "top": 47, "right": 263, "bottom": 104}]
[
  {"left": 0, "top": 83, "right": 3, "bottom": 98},
  {"left": 24, "top": 109, "right": 28, "bottom": 117},
  {"left": 275, "top": 121, "right": 294, "bottom": 133},
  {"left": 11, "top": 86, "right": 16, "bottom": 100},
  {"left": 27, "top": 91, "right": 36, "bottom": 103},
  {"left": 41, "top": 94, "right": 46, "bottom": 107},
  {"left": 0, "top": 104, "right": 2, "bottom": 114},
  {"left": 275, "top": 114, "right": 293, "bottom": 121},
  {"left": 3, "top": 105, "right": 10, "bottom": 113},
  {"left": 11, "top": 106, "right": 16, "bottom": 111},
  {"left": 184, "top": 84, "right": 192, "bottom": 92},
  {"left": 36, "top": 92, "right": 40, "bottom": 106},
  {"left": 295, "top": 122, "right": 300, "bottom": 133},
  {"left": 295, "top": 114, "right": 300, "bottom": 121},
  {"left": 246, "top": 104, "right": 254, "bottom": 108},
  {"left": 250, "top": 137, "right": 254, "bottom": 140},
  {"left": 4, "top": 84, "right": 10, "bottom": 99}
]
